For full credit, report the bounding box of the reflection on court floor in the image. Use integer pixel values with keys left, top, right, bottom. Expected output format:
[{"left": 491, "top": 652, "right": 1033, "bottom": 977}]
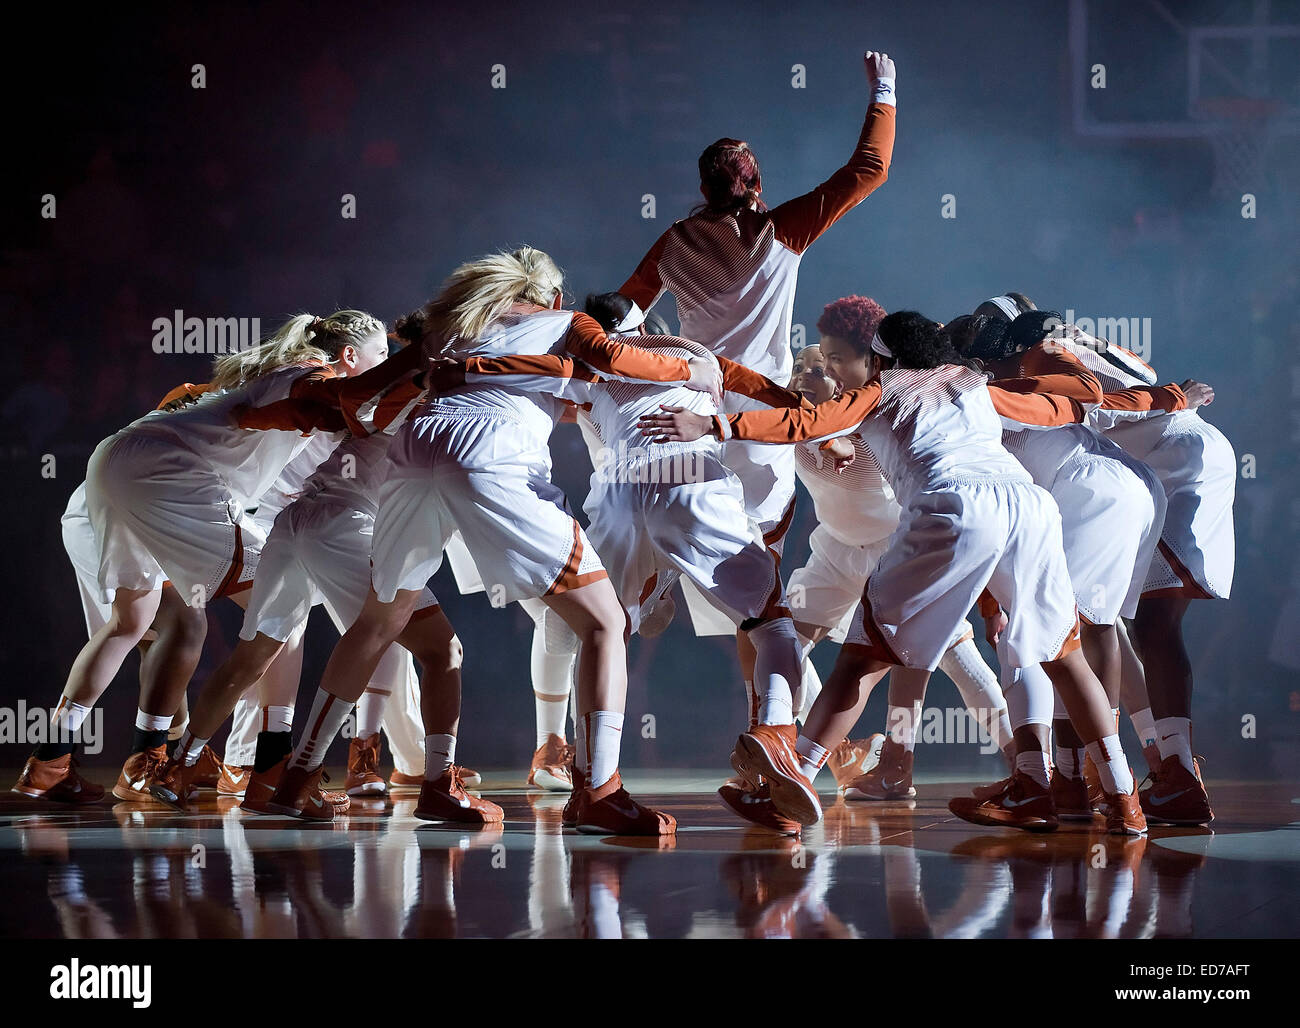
[{"left": 1, "top": 772, "right": 1295, "bottom": 938}]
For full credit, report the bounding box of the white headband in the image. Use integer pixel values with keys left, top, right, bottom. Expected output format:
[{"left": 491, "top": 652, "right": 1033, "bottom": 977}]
[
  {"left": 613, "top": 300, "right": 646, "bottom": 334},
  {"left": 986, "top": 296, "right": 1020, "bottom": 321},
  {"left": 871, "top": 331, "right": 893, "bottom": 358}
]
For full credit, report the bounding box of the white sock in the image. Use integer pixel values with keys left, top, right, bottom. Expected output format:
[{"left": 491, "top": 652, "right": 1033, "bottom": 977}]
[
  {"left": 795, "top": 734, "right": 829, "bottom": 781},
  {"left": 939, "top": 638, "right": 1010, "bottom": 749},
  {"left": 585, "top": 711, "right": 624, "bottom": 790},
  {"left": 1130, "top": 707, "right": 1158, "bottom": 752},
  {"left": 532, "top": 617, "right": 574, "bottom": 747},
  {"left": 1015, "top": 750, "right": 1051, "bottom": 789},
  {"left": 749, "top": 617, "right": 800, "bottom": 726},
  {"left": 1055, "top": 744, "right": 1083, "bottom": 781},
  {"left": 355, "top": 687, "right": 389, "bottom": 738},
  {"left": 1086, "top": 735, "right": 1134, "bottom": 795},
  {"left": 424, "top": 733, "right": 456, "bottom": 779},
  {"left": 1154, "top": 716, "right": 1194, "bottom": 773},
  {"left": 50, "top": 696, "right": 92, "bottom": 742},
  {"left": 887, "top": 702, "right": 923, "bottom": 752},
  {"left": 290, "top": 689, "right": 355, "bottom": 771},
  {"left": 135, "top": 708, "right": 172, "bottom": 733},
  {"left": 263, "top": 705, "right": 294, "bottom": 735},
  {"left": 794, "top": 659, "right": 823, "bottom": 724},
  {"left": 181, "top": 731, "right": 210, "bottom": 768},
  {"left": 742, "top": 680, "right": 757, "bottom": 728},
  {"left": 574, "top": 716, "right": 588, "bottom": 775},
  {"left": 535, "top": 693, "right": 570, "bottom": 749}
]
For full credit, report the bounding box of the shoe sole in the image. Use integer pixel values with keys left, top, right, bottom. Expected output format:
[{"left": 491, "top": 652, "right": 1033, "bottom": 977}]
[
  {"left": 264, "top": 801, "right": 333, "bottom": 822},
  {"left": 346, "top": 781, "right": 387, "bottom": 797},
  {"left": 735, "top": 734, "right": 821, "bottom": 826},
  {"left": 716, "top": 787, "right": 800, "bottom": 837},
  {"left": 531, "top": 769, "right": 573, "bottom": 792},
  {"left": 949, "top": 804, "right": 1059, "bottom": 833},
  {"left": 1107, "top": 823, "right": 1148, "bottom": 836},
  {"left": 144, "top": 785, "right": 190, "bottom": 811},
  {"left": 413, "top": 806, "right": 502, "bottom": 824},
  {"left": 11, "top": 785, "right": 103, "bottom": 804},
  {"left": 1143, "top": 813, "right": 1213, "bottom": 826},
  {"left": 844, "top": 785, "right": 916, "bottom": 801},
  {"left": 574, "top": 820, "right": 674, "bottom": 836}
]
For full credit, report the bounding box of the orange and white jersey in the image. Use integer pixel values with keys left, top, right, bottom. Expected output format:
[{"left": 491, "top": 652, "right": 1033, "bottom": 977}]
[
  {"left": 793, "top": 433, "right": 901, "bottom": 547},
  {"left": 621, "top": 100, "right": 896, "bottom": 387},
  {"left": 123, "top": 362, "right": 335, "bottom": 514},
  {"left": 415, "top": 305, "right": 695, "bottom": 472},
  {"left": 726, "top": 366, "right": 1036, "bottom": 507}
]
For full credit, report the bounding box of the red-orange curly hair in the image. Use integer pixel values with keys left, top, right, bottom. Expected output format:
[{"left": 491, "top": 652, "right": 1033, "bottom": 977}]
[{"left": 816, "top": 295, "right": 887, "bottom": 356}]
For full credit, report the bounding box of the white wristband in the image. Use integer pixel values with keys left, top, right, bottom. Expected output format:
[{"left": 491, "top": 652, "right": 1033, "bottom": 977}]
[{"left": 872, "top": 76, "right": 896, "bottom": 107}]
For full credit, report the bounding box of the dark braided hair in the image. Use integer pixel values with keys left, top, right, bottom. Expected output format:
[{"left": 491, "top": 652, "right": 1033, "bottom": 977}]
[
  {"left": 876, "top": 311, "right": 980, "bottom": 371},
  {"left": 1006, "top": 309, "right": 1066, "bottom": 353}
]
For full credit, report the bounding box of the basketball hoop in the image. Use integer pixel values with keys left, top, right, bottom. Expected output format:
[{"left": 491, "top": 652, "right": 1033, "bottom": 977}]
[{"left": 1194, "top": 97, "right": 1283, "bottom": 197}]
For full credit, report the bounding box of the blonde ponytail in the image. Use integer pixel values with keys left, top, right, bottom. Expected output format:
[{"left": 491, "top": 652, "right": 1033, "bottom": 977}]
[
  {"left": 421, "top": 246, "right": 564, "bottom": 349},
  {"left": 209, "top": 309, "right": 385, "bottom": 390}
]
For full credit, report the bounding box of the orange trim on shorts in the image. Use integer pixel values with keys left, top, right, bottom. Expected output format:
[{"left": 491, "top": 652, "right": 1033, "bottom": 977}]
[
  {"left": 211, "top": 524, "right": 246, "bottom": 601},
  {"left": 762, "top": 496, "right": 797, "bottom": 548},
  {"left": 545, "top": 521, "right": 609, "bottom": 596},
  {"left": 406, "top": 602, "right": 443, "bottom": 625},
  {"left": 1052, "top": 614, "right": 1083, "bottom": 660},
  {"left": 638, "top": 572, "right": 660, "bottom": 606},
  {"left": 1142, "top": 541, "right": 1215, "bottom": 601},
  {"left": 854, "top": 584, "right": 904, "bottom": 666}
]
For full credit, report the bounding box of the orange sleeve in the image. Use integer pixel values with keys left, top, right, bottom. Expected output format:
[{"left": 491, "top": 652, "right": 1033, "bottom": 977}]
[
  {"left": 768, "top": 103, "right": 895, "bottom": 254},
  {"left": 154, "top": 382, "right": 210, "bottom": 411},
  {"left": 1101, "top": 383, "right": 1187, "bottom": 413},
  {"left": 977, "top": 589, "right": 1001, "bottom": 618},
  {"left": 994, "top": 346, "right": 1104, "bottom": 405},
  {"left": 725, "top": 382, "right": 882, "bottom": 443},
  {"left": 564, "top": 311, "right": 692, "bottom": 383},
  {"left": 718, "top": 357, "right": 812, "bottom": 410},
  {"left": 617, "top": 230, "right": 670, "bottom": 311},
  {"left": 462, "top": 351, "right": 598, "bottom": 383},
  {"left": 263, "top": 350, "right": 423, "bottom": 437},
  {"left": 988, "top": 386, "right": 1086, "bottom": 427}
]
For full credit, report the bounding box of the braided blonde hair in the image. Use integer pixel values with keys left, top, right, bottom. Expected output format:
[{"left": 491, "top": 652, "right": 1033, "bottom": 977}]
[
  {"left": 209, "top": 309, "right": 385, "bottom": 391},
  {"left": 421, "top": 246, "right": 564, "bottom": 350}
]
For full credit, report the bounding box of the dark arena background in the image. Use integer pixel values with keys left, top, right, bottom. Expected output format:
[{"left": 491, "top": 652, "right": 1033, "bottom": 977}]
[{"left": 0, "top": 0, "right": 1296, "bottom": 981}]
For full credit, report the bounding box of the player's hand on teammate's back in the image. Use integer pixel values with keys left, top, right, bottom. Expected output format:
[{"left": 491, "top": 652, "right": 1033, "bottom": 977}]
[
  {"left": 639, "top": 405, "right": 714, "bottom": 444},
  {"left": 686, "top": 356, "right": 724, "bottom": 406},
  {"left": 1181, "top": 379, "right": 1214, "bottom": 407}
]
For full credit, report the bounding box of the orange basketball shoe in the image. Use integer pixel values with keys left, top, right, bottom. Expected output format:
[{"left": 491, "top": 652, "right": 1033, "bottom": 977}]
[
  {"left": 1139, "top": 755, "right": 1213, "bottom": 826},
  {"left": 576, "top": 771, "right": 676, "bottom": 836},
  {"left": 113, "top": 746, "right": 172, "bottom": 804},
  {"left": 948, "top": 771, "right": 1059, "bottom": 832},
  {"left": 345, "top": 733, "right": 387, "bottom": 796},
  {"left": 732, "top": 724, "right": 821, "bottom": 826},
  {"left": 414, "top": 767, "right": 504, "bottom": 824},
  {"left": 528, "top": 734, "right": 574, "bottom": 792},
  {"left": 717, "top": 780, "right": 801, "bottom": 837},
  {"left": 828, "top": 734, "right": 884, "bottom": 792},
  {"left": 12, "top": 754, "right": 104, "bottom": 804},
  {"left": 844, "top": 737, "right": 915, "bottom": 801}
]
